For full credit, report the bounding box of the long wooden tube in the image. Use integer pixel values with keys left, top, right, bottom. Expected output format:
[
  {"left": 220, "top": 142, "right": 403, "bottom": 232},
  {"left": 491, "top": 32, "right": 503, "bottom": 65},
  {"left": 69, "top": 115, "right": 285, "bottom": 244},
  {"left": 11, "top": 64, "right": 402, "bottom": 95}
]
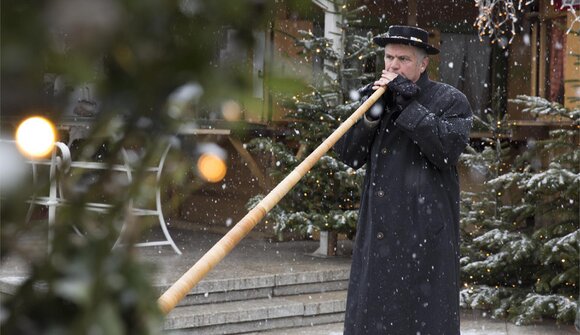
[{"left": 157, "top": 86, "right": 386, "bottom": 314}]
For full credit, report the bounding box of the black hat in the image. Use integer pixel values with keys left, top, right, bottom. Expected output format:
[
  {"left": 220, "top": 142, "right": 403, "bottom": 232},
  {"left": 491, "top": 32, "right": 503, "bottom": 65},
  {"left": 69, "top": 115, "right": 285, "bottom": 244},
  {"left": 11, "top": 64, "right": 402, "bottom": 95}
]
[{"left": 373, "top": 25, "right": 439, "bottom": 55}]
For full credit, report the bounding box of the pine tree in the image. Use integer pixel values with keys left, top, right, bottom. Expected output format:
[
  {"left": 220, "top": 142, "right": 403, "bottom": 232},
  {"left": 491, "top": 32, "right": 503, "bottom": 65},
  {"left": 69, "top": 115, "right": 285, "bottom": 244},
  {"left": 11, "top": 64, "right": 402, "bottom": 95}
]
[
  {"left": 246, "top": 1, "right": 379, "bottom": 239},
  {"left": 459, "top": 96, "right": 579, "bottom": 325},
  {"left": 508, "top": 95, "right": 579, "bottom": 324}
]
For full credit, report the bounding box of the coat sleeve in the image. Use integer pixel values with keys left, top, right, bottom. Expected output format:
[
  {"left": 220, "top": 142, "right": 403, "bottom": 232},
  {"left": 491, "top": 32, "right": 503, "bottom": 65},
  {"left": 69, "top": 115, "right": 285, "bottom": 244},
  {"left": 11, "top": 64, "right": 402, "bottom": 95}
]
[
  {"left": 333, "top": 111, "right": 380, "bottom": 170},
  {"left": 394, "top": 87, "right": 472, "bottom": 170}
]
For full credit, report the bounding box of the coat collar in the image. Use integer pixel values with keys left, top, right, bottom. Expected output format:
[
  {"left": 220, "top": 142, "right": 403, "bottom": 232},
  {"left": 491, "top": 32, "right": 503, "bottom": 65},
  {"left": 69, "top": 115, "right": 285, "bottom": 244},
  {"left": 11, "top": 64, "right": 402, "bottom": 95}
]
[{"left": 416, "top": 71, "right": 431, "bottom": 91}]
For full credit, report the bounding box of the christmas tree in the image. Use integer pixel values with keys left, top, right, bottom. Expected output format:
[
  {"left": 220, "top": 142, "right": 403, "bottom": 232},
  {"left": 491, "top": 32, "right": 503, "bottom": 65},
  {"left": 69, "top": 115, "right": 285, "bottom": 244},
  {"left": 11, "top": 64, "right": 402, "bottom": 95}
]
[
  {"left": 459, "top": 96, "right": 579, "bottom": 324},
  {"left": 246, "top": 0, "right": 379, "bottom": 240}
]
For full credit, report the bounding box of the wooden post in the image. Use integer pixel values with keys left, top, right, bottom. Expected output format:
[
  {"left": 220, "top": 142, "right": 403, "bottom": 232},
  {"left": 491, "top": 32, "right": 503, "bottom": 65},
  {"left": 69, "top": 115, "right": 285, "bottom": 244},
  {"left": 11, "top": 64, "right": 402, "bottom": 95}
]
[
  {"left": 228, "top": 137, "right": 273, "bottom": 191},
  {"left": 564, "top": 12, "right": 580, "bottom": 109}
]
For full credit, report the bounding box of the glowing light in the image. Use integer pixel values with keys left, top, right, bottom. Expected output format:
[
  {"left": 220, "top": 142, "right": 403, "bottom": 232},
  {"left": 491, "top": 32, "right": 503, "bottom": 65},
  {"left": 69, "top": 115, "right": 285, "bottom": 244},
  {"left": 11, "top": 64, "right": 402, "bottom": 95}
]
[
  {"left": 197, "top": 153, "right": 227, "bottom": 183},
  {"left": 15, "top": 116, "right": 56, "bottom": 158},
  {"left": 221, "top": 100, "right": 242, "bottom": 121},
  {"left": 474, "top": 0, "right": 525, "bottom": 47}
]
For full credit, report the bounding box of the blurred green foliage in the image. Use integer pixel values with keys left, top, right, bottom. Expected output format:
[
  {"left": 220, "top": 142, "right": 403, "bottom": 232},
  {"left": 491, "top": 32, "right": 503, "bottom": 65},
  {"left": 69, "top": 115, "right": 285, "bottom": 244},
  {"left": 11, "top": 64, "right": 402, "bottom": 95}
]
[{"left": 0, "top": 0, "right": 309, "bottom": 333}]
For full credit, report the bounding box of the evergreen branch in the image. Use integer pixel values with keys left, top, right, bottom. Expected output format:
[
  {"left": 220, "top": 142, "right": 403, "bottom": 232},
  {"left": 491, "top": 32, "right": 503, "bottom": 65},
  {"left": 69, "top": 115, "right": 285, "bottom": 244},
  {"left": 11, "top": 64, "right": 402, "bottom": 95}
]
[
  {"left": 513, "top": 293, "right": 577, "bottom": 325},
  {"left": 510, "top": 95, "right": 576, "bottom": 121}
]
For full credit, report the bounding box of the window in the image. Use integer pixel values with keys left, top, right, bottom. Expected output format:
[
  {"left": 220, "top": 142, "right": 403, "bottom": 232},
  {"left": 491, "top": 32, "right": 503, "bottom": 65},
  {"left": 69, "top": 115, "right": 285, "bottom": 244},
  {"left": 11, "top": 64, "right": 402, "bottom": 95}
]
[{"left": 439, "top": 33, "right": 492, "bottom": 117}]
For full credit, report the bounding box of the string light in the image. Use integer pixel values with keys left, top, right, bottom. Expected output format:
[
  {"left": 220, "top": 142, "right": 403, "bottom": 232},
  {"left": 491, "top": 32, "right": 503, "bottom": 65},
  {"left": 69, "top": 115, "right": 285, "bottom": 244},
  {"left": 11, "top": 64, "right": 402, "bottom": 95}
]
[
  {"left": 197, "top": 153, "right": 227, "bottom": 183},
  {"left": 474, "top": 0, "right": 532, "bottom": 47},
  {"left": 559, "top": 0, "right": 580, "bottom": 33},
  {"left": 475, "top": 0, "right": 579, "bottom": 46},
  {"left": 15, "top": 116, "right": 56, "bottom": 158}
]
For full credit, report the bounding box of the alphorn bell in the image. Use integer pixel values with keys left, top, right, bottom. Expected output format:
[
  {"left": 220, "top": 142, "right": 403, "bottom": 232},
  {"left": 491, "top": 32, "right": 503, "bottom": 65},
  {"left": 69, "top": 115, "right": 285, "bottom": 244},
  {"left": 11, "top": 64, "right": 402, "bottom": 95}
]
[{"left": 158, "top": 86, "right": 386, "bottom": 314}]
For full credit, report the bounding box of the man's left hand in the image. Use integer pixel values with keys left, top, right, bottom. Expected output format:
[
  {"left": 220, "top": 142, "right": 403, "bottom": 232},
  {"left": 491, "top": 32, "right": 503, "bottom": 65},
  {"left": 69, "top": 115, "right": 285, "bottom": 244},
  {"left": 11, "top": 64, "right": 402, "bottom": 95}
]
[
  {"left": 389, "top": 75, "right": 420, "bottom": 111},
  {"left": 388, "top": 75, "right": 420, "bottom": 99}
]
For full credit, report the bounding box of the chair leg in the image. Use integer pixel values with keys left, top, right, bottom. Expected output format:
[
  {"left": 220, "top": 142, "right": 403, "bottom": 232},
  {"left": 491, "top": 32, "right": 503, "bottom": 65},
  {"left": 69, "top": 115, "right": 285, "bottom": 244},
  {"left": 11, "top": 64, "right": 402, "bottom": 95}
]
[{"left": 155, "top": 186, "right": 181, "bottom": 255}]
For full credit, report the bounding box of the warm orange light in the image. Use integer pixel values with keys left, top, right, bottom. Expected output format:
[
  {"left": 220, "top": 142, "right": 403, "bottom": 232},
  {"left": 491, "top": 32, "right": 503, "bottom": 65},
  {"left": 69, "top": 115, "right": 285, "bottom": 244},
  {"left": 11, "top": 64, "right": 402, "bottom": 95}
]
[
  {"left": 15, "top": 116, "right": 56, "bottom": 158},
  {"left": 197, "top": 153, "right": 227, "bottom": 183}
]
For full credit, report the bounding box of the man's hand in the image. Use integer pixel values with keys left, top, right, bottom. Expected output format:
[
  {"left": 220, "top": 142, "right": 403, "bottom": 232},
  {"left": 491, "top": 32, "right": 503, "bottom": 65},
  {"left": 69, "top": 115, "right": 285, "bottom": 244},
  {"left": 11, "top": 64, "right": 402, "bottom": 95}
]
[
  {"left": 372, "top": 70, "right": 398, "bottom": 91},
  {"left": 372, "top": 70, "right": 420, "bottom": 112},
  {"left": 388, "top": 75, "right": 420, "bottom": 99}
]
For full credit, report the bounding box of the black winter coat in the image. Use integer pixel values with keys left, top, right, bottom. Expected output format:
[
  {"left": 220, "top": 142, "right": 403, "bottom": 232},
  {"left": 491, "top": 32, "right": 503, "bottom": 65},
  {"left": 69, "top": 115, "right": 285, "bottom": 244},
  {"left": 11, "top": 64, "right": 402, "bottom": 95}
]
[{"left": 334, "top": 73, "right": 472, "bottom": 335}]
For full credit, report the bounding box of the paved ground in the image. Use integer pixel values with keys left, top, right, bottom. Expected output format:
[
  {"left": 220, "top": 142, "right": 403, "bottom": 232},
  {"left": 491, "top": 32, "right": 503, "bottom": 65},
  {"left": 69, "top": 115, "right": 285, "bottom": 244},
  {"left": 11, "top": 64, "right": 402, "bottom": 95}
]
[
  {"left": 253, "top": 314, "right": 579, "bottom": 335},
  {"left": 1, "top": 225, "right": 577, "bottom": 334}
]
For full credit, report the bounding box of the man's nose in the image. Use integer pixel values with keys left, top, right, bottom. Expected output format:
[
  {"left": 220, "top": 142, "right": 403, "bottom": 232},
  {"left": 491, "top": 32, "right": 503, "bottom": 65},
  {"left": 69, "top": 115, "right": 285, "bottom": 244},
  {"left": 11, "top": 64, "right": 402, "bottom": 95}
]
[{"left": 389, "top": 59, "right": 400, "bottom": 70}]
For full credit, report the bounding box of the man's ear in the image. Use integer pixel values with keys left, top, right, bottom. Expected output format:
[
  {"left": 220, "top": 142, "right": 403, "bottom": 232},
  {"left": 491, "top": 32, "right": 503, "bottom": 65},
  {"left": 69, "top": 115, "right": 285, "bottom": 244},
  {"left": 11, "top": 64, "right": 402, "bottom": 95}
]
[{"left": 421, "top": 57, "right": 429, "bottom": 73}]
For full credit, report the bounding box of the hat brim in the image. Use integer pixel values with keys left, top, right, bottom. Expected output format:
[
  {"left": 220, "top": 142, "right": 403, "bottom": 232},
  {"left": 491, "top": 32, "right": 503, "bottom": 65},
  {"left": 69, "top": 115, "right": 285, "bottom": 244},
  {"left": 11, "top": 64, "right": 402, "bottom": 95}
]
[{"left": 373, "top": 36, "right": 439, "bottom": 55}]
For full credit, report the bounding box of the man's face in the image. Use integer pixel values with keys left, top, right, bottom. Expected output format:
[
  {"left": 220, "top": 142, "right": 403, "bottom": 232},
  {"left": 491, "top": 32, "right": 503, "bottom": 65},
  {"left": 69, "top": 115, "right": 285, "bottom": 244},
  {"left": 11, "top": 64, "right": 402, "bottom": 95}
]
[{"left": 384, "top": 44, "right": 428, "bottom": 83}]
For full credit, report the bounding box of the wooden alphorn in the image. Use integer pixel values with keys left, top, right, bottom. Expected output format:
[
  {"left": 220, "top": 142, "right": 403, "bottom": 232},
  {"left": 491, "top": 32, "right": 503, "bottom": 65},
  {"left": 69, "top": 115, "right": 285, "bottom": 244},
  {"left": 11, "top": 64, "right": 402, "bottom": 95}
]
[{"left": 158, "top": 86, "right": 386, "bottom": 314}]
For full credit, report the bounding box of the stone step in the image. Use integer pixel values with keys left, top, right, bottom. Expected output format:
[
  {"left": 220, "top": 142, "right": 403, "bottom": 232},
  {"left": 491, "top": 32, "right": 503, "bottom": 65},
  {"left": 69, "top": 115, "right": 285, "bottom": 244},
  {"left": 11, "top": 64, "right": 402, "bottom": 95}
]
[
  {"left": 249, "top": 322, "right": 344, "bottom": 335},
  {"left": 158, "top": 268, "right": 350, "bottom": 307},
  {"left": 164, "top": 290, "right": 347, "bottom": 335}
]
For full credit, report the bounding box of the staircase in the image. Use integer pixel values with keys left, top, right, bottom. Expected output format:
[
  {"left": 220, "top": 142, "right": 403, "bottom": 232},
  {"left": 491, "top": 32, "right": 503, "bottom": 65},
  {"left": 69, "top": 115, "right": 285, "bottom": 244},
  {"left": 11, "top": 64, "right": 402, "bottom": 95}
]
[
  {"left": 161, "top": 267, "right": 349, "bottom": 334},
  {"left": 0, "top": 228, "right": 352, "bottom": 334}
]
